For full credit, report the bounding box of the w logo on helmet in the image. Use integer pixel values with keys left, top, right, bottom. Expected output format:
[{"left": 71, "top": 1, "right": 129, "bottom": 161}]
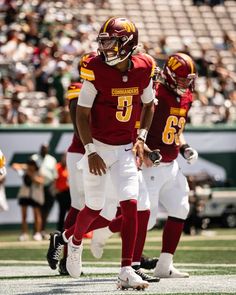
[
  {"left": 167, "top": 57, "right": 182, "bottom": 71},
  {"left": 122, "top": 21, "right": 136, "bottom": 33}
]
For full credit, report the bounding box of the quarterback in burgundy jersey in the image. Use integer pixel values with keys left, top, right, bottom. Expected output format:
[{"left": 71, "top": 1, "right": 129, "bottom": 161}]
[
  {"left": 60, "top": 81, "right": 156, "bottom": 284},
  {"left": 142, "top": 53, "right": 198, "bottom": 279},
  {"left": 79, "top": 53, "right": 155, "bottom": 145},
  {"left": 47, "top": 17, "right": 155, "bottom": 290},
  {"left": 73, "top": 17, "right": 155, "bottom": 289}
]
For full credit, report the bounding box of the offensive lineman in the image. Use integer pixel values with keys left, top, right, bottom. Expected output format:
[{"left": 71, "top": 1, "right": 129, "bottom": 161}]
[{"left": 143, "top": 52, "right": 198, "bottom": 278}]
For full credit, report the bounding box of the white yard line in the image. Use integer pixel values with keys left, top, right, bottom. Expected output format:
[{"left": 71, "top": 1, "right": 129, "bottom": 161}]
[{"left": 0, "top": 266, "right": 236, "bottom": 295}]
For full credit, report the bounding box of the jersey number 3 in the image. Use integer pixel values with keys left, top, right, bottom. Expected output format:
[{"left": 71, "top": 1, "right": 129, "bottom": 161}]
[{"left": 162, "top": 115, "right": 186, "bottom": 145}]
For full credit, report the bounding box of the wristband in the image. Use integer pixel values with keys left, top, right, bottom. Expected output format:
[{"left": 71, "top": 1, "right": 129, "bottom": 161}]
[
  {"left": 84, "top": 143, "right": 96, "bottom": 156},
  {"left": 138, "top": 129, "right": 148, "bottom": 142},
  {"left": 180, "top": 143, "right": 190, "bottom": 157}
]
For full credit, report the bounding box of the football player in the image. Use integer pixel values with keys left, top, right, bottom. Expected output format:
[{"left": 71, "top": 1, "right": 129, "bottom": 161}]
[
  {"left": 48, "top": 53, "right": 158, "bottom": 284},
  {"left": 142, "top": 52, "right": 198, "bottom": 278},
  {"left": 47, "top": 16, "right": 156, "bottom": 290},
  {"left": 67, "top": 16, "right": 155, "bottom": 290}
]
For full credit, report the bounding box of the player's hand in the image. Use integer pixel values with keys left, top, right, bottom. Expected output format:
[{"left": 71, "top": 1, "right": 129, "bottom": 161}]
[
  {"left": 181, "top": 144, "right": 198, "bottom": 165},
  {"left": 88, "top": 153, "right": 107, "bottom": 176},
  {"left": 132, "top": 139, "right": 145, "bottom": 167}
]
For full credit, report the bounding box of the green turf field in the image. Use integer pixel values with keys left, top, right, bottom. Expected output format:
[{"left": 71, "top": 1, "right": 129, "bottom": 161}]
[
  {"left": 0, "top": 228, "right": 236, "bottom": 294},
  {"left": 0, "top": 228, "right": 235, "bottom": 269}
]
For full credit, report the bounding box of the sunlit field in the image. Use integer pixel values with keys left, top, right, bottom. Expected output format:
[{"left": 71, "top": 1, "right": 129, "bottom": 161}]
[{"left": 0, "top": 228, "right": 236, "bottom": 294}]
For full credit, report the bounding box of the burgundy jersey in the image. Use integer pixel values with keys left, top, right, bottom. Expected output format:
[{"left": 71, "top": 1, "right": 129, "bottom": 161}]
[
  {"left": 66, "top": 82, "right": 85, "bottom": 154},
  {"left": 80, "top": 53, "right": 156, "bottom": 145},
  {"left": 146, "top": 83, "right": 193, "bottom": 162}
]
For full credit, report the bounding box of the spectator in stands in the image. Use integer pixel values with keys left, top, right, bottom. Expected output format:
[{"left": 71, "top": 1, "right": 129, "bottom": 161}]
[
  {"left": 195, "top": 49, "right": 212, "bottom": 77},
  {"left": 0, "top": 76, "right": 16, "bottom": 99},
  {"left": 12, "top": 158, "right": 44, "bottom": 241},
  {"left": 0, "top": 0, "right": 235, "bottom": 126},
  {"left": 31, "top": 144, "right": 57, "bottom": 239},
  {"left": 52, "top": 61, "right": 71, "bottom": 107},
  {"left": 14, "top": 62, "right": 34, "bottom": 93},
  {"left": 5, "top": 95, "right": 28, "bottom": 124},
  {"left": 54, "top": 153, "right": 71, "bottom": 232}
]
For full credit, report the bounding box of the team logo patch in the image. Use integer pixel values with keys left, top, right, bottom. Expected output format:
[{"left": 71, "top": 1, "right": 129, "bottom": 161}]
[{"left": 112, "top": 87, "right": 139, "bottom": 96}]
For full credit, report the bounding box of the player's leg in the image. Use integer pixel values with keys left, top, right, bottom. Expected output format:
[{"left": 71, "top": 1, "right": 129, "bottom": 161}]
[
  {"left": 114, "top": 146, "right": 149, "bottom": 290},
  {"left": 19, "top": 204, "right": 29, "bottom": 241},
  {"left": 32, "top": 205, "right": 42, "bottom": 241},
  {"left": 90, "top": 177, "right": 118, "bottom": 259},
  {"left": 59, "top": 152, "right": 84, "bottom": 274},
  {"left": 131, "top": 171, "right": 159, "bottom": 282},
  {"left": 139, "top": 164, "right": 166, "bottom": 270},
  {"left": 90, "top": 170, "right": 158, "bottom": 282},
  {"left": 65, "top": 144, "right": 119, "bottom": 278},
  {"left": 47, "top": 152, "right": 85, "bottom": 272},
  {"left": 154, "top": 160, "right": 190, "bottom": 278}
]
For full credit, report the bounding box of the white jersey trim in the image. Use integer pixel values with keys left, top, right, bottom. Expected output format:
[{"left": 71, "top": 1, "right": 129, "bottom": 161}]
[
  {"left": 77, "top": 80, "right": 97, "bottom": 108},
  {"left": 141, "top": 79, "right": 154, "bottom": 104}
]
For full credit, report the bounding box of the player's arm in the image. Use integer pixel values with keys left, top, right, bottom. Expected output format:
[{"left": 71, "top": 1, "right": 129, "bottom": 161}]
[
  {"left": 69, "top": 98, "right": 80, "bottom": 138},
  {"left": 179, "top": 133, "right": 198, "bottom": 165},
  {"left": 133, "top": 79, "right": 155, "bottom": 165},
  {"left": 77, "top": 80, "right": 107, "bottom": 175}
]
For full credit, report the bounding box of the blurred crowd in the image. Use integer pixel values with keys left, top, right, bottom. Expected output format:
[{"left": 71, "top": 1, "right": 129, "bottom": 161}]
[{"left": 0, "top": 0, "right": 236, "bottom": 126}]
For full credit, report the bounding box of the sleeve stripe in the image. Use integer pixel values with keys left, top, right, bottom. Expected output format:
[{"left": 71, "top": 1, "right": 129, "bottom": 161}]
[
  {"left": 66, "top": 89, "right": 81, "bottom": 100},
  {"left": 80, "top": 67, "right": 95, "bottom": 81}
]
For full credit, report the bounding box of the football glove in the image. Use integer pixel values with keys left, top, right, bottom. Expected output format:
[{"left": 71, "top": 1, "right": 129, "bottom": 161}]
[
  {"left": 148, "top": 150, "right": 162, "bottom": 166},
  {"left": 180, "top": 144, "right": 198, "bottom": 165}
]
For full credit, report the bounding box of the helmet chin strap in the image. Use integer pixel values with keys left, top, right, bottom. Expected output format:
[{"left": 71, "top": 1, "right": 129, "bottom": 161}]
[{"left": 105, "top": 51, "right": 132, "bottom": 66}]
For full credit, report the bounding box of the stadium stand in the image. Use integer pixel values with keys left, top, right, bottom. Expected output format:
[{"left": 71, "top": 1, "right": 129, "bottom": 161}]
[{"left": 0, "top": 0, "right": 235, "bottom": 125}]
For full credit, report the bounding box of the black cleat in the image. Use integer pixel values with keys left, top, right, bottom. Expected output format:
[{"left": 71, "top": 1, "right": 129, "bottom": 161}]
[
  {"left": 133, "top": 266, "right": 160, "bottom": 282},
  {"left": 46, "top": 231, "right": 66, "bottom": 270},
  {"left": 140, "top": 255, "right": 159, "bottom": 270},
  {"left": 59, "top": 257, "right": 69, "bottom": 275}
]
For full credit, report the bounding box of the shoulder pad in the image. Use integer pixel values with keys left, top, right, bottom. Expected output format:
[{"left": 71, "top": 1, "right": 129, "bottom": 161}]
[
  {"left": 144, "top": 53, "right": 156, "bottom": 78},
  {"left": 137, "top": 53, "right": 156, "bottom": 78},
  {"left": 80, "top": 56, "right": 97, "bottom": 81}
]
